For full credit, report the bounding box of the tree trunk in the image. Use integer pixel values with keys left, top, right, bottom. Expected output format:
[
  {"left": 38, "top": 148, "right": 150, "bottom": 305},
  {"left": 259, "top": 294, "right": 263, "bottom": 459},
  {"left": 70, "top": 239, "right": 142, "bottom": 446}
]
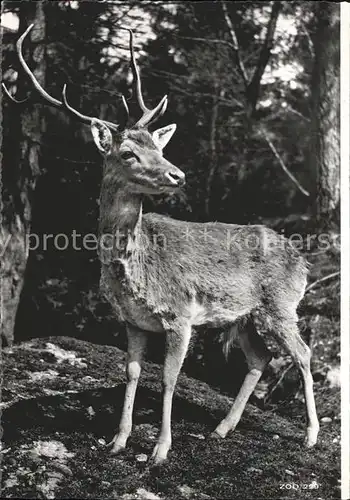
[
  {"left": 1, "top": 2, "right": 46, "bottom": 347},
  {"left": 205, "top": 85, "right": 223, "bottom": 217},
  {"left": 312, "top": 3, "right": 340, "bottom": 229}
]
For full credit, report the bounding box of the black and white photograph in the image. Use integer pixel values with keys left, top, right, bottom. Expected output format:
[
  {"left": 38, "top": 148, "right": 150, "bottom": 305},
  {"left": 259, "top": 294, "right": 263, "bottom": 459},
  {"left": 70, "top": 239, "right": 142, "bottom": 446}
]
[{"left": 0, "top": 1, "right": 348, "bottom": 499}]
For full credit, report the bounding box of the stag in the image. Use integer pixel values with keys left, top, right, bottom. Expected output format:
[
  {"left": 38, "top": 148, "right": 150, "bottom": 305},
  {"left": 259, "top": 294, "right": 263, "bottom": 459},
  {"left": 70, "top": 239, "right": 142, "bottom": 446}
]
[{"left": 3, "top": 24, "right": 319, "bottom": 465}]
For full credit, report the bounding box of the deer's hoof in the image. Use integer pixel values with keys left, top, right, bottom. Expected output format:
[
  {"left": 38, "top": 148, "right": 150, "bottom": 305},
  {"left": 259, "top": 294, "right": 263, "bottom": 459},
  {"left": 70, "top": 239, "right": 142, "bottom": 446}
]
[
  {"left": 106, "top": 432, "right": 129, "bottom": 454},
  {"left": 303, "top": 435, "right": 317, "bottom": 448},
  {"left": 108, "top": 437, "right": 127, "bottom": 455},
  {"left": 210, "top": 423, "right": 229, "bottom": 439},
  {"left": 303, "top": 438, "right": 316, "bottom": 448},
  {"left": 303, "top": 426, "right": 319, "bottom": 448},
  {"left": 110, "top": 443, "right": 126, "bottom": 455},
  {"left": 208, "top": 431, "right": 224, "bottom": 440},
  {"left": 150, "top": 442, "right": 170, "bottom": 466}
]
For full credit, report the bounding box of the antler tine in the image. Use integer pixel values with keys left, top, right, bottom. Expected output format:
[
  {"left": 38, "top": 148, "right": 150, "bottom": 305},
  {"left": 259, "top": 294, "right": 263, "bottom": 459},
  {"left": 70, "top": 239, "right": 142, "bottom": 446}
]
[
  {"left": 126, "top": 28, "right": 168, "bottom": 128},
  {"left": 120, "top": 94, "right": 130, "bottom": 127},
  {"left": 16, "top": 24, "right": 62, "bottom": 107},
  {"left": 61, "top": 84, "right": 122, "bottom": 131},
  {"left": 146, "top": 95, "right": 168, "bottom": 126},
  {"left": 2, "top": 82, "right": 30, "bottom": 104},
  {"left": 5, "top": 24, "right": 127, "bottom": 131},
  {"left": 136, "top": 95, "right": 168, "bottom": 128},
  {"left": 128, "top": 29, "right": 147, "bottom": 113}
]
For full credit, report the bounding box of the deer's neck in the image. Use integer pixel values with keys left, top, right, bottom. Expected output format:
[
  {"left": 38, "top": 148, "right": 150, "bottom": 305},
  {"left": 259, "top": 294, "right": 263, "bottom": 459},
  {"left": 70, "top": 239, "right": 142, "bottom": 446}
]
[{"left": 99, "top": 182, "right": 146, "bottom": 261}]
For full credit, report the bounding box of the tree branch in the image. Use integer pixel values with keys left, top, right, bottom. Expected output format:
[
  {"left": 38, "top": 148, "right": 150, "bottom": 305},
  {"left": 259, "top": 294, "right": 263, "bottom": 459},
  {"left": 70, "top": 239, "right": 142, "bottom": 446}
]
[
  {"left": 305, "top": 271, "right": 340, "bottom": 293},
  {"left": 174, "top": 34, "right": 237, "bottom": 52},
  {"left": 264, "top": 362, "right": 294, "bottom": 403},
  {"left": 147, "top": 69, "right": 245, "bottom": 108},
  {"left": 247, "top": 1, "right": 282, "bottom": 111},
  {"left": 261, "top": 128, "right": 310, "bottom": 197},
  {"left": 221, "top": 2, "right": 249, "bottom": 90}
]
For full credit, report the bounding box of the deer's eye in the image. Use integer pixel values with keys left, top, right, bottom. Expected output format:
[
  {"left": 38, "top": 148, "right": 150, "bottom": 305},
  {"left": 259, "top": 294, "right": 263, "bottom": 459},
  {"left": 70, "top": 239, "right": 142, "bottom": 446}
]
[{"left": 120, "top": 151, "right": 137, "bottom": 161}]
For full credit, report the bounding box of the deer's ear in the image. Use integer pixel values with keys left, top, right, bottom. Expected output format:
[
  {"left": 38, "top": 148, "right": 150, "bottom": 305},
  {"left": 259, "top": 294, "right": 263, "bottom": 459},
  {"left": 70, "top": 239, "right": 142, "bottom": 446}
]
[
  {"left": 152, "top": 124, "right": 177, "bottom": 150},
  {"left": 91, "top": 119, "right": 113, "bottom": 155}
]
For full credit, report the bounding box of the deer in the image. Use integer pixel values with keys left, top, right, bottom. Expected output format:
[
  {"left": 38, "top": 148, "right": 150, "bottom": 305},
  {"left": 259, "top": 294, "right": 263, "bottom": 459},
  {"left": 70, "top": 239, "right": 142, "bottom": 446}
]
[{"left": 3, "top": 24, "right": 319, "bottom": 465}]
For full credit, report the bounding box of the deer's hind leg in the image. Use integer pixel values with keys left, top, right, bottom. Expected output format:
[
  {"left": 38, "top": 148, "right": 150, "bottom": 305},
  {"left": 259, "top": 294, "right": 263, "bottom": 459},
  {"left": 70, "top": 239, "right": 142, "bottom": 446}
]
[
  {"left": 109, "top": 324, "right": 148, "bottom": 454},
  {"left": 266, "top": 306, "right": 319, "bottom": 447},
  {"left": 213, "top": 319, "right": 272, "bottom": 439}
]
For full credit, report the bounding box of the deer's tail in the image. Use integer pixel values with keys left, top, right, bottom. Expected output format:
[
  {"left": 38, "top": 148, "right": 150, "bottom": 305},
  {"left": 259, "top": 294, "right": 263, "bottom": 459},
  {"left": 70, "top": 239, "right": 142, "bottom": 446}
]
[{"left": 221, "top": 316, "right": 250, "bottom": 360}]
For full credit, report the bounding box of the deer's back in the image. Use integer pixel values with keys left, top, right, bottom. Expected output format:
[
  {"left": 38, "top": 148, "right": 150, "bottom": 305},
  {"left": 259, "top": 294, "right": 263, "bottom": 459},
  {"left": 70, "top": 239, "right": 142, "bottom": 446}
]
[{"left": 101, "top": 213, "right": 308, "bottom": 331}]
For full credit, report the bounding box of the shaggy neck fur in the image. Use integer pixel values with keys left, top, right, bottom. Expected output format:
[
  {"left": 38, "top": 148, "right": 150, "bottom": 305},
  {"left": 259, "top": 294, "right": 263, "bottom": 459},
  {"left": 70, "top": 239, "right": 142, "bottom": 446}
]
[{"left": 98, "top": 179, "right": 148, "bottom": 264}]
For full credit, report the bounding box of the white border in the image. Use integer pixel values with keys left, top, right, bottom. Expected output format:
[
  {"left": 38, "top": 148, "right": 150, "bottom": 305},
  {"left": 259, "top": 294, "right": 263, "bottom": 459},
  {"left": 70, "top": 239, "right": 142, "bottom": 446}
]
[{"left": 341, "top": 4, "right": 350, "bottom": 500}]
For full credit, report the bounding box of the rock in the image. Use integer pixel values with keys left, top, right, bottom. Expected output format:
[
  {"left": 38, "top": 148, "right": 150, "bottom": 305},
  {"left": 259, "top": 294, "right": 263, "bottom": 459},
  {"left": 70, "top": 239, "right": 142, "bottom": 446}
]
[
  {"left": 177, "top": 484, "right": 195, "bottom": 498},
  {"left": 33, "top": 440, "right": 74, "bottom": 459},
  {"left": 326, "top": 366, "right": 340, "bottom": 389},
  {"left": 81, "top": 375, "right": 97, "bottom": 383},
  {"left": 135, "top": 489, "right": 161, "bottom": 499},
  {"left": 45, "top": 342, "right": 87, "bottom": 367},
  {"left": 29, "top": 370, "right": 59, "bottom": 382},
  {"left": 177, "top": 484, "right": 211, "bottom": 499},
  {"left": 101, "top": 480, "right": 111, "bottom": 488},
  {"left": 4, "top": 477, "right": 19, "bottom": 488},
  {"left": 120, "top": 489, "right": 161, "bottom": 500},
  {"left": 51, "top": 461, "right": 73, "bottom": 476},
  {"left": 285, "top": 469, "right": 295, "bottom": 476},
  {"left": 272, "top": 434, "right": 280, "bottom": 440},
  {"left": 87, "top": 406, "right": 96, "bottom": 417},
  {"left": 321, "top": 416, "right": 332, "bottom": 423},
  {"left": 247, "top": 467, "right": 263, "bottom": 474},
  {"left": 188, "top": 432, "right": 205, "bottom": 440}
]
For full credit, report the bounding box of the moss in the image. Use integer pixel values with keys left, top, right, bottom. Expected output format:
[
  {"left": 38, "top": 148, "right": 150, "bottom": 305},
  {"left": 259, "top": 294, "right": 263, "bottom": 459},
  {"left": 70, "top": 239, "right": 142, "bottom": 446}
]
[{"left": 1, "top": 335, "right": 340, "bottom": 499}]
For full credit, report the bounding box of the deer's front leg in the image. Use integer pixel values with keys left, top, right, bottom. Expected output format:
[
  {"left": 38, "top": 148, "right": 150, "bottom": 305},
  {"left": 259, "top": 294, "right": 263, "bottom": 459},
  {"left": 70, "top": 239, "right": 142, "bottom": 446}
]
[
  {"left": 152, "top": 325, "right": 191, "bottom": 465},
  {"left": 109, "top": 324, "right": 147, "bottom": 454}
]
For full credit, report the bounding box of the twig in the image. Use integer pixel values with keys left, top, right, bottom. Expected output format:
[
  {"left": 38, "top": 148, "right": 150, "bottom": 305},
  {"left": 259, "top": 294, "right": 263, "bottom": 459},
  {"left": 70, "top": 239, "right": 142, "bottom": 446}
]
[
  {"left": 305, "top": 271, "right": 340, "bottom": 293},
  {"left": 261, "top": 129, "right": 310, "bottom": 196},
  {"left": 221, "top": 2, "right": 249, "bottom": 89},
  {"left": 174, "top": 34, "right": 236, "bottom": 52},
  {"left": 265, "top": 362, "right": 294, "bottom": 403},
  {"left": 168, "top": 84, "right": 244, "bottom": 109},
  {"left": 285, "top": 105, "right": 311, "bottom": 122}
]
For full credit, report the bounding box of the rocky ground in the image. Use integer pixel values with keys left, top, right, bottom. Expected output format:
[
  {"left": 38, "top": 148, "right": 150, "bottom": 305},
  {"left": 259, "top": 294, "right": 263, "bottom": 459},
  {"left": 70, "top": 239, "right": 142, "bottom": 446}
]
[{"left": 0, "top": 334, "right": 340, "bottom": 499}]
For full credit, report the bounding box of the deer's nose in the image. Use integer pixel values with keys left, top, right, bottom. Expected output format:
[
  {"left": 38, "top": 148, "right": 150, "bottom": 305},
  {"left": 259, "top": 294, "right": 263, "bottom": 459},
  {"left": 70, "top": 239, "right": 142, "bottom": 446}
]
[{"left": 165, "top": 169, "right": 186, "bottom": 186}]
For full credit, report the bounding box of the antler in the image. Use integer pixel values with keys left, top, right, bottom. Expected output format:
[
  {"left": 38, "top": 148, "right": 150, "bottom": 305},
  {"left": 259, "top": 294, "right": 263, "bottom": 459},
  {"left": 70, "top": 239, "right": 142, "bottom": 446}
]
[
  {"left": 127, "top": 29, "right": 168, "bottom": 128},
  {"left": 2, "top": 24, "right": 128, "bottom": 132},
  {"left": 1, "top": 82, "right": 29, "bottom": 104},
  {"left": 3, "top": 25, "right": 168, "bottom": 132}
]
